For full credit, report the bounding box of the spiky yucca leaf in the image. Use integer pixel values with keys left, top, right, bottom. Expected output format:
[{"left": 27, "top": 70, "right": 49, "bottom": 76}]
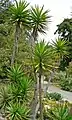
[
  {"left": 52, "top": 39, "right": 68, "bottom": 58},
  {"left": 30, "top": 5, "right": 51, "bottom": 40},
  {"left": 10, "top": 0, "right": 30, "bottom": 27},
  {"left": 34, "top": 41, "right": 53, "bottom": 72},
  {"left": 6, "top": 103, "right": 30, "bottom": 120},
  {"left": 0, "top": 86, "right": 11, "bottom": 113},
  {"left": 8, "top": 64, "right": 24, "bottom": 83}
]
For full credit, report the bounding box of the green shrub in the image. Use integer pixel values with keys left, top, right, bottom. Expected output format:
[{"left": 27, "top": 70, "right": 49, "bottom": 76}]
[
  {"left": 0, "top": 65, "right": 33, "bottom": 119},
  {"left": 46, "top": 92, "right": 62, "bottom": 101},
  {"left": 44, "top": 102, "right": 72, "bottom": 120},
  {"left": 55, "top": 70, "right": 72, "bottom": 92},
  {"left": 60, "top": 77, "right": 72, "bottom": 91},
  {"left": 6, "top": 103, "right": 30, "bottom": 120}
]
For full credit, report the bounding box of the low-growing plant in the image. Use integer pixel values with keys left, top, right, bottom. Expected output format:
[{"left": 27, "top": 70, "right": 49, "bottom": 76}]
[
  {"left": 43, "top": 102, "right": 72, "bottom": 120},
  {"left": 0, "top": 64, "right": 33, "bottom": 119},
  {"left": 46, "top": 92, "right": 62, "bottom": 101},
  {"left": 0, "top": 86, "right": 11, "bottom": 115},
  {"left": 60, "top": 76, "right": 72, "bottom": 91},
  {"left": 6, "top": 103, "right": 30, "bottom": 120},
  {"left": 54, "top": 71, "right": 72, "bottom": 91},
  {"left": 7, "top": 64, "right": 24, "bottom": 84}
]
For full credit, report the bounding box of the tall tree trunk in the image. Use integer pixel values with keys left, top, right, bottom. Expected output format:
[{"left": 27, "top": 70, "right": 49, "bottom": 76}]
[
  {"left": 30, "top": 77, "right": 38, "bottom": 120},
  {"left": 39, "top": 68, "right": 43, "bottom": 120},
  {"left": 29, "top": 35, "right": 38, "bottom": 120},
  {"left": 30, "top": 31, "right": 39, "bottom": 119},
  {"left": 11, "top": 23, "right": 20, "bottom": 65}
]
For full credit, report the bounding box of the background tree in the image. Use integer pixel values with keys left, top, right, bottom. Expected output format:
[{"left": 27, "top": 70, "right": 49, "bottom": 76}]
[
  {"left": 0, "top": 0, "right": 12, "bottom": 24},
  {"left": 52, "top": 38, "right": 68, "bottom": 68},
  {"left": 0, "top": 0, "right": 13, "bottom": 79},
  {"left": 55, "top": 18, "right": 72, "bottom": 69}
]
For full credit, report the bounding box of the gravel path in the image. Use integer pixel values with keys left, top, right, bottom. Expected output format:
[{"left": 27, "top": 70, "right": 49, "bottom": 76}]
[{"left": 47, "top": 84, "right": 72, "bottom": 102}]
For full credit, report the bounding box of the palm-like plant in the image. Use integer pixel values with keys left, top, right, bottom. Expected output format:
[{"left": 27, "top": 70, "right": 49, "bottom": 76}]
[
  {"left": 52, "top": 39, "right": 67, "bottom": 57},
  {"left": 34, "top": 41, "right": 52, "bottom": 120},
  {"left": 6, "top": 103, "right": 30, "bottom": 120},
  {"left": 30, "top": 5, "right": 51, "bottom": 41},
  {"left": 34, "top": 41, "right": 52, "bottom": 71},
  {"left": 29, "top": 6, "right": 50, "bottom": 119},
  {"left": 52, "top": 38, "right": 68, "bottom": 65},
  {"left": 10, "top": 0, "right": 29, "bottom": 65}
]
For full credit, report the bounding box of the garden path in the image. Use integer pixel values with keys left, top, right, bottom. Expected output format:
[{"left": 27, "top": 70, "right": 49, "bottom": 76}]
[{"left": 45, "top": 83, "right": 72, "bottom": 102}]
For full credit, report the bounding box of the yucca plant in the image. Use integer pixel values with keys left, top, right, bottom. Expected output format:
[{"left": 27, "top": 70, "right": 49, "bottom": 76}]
[
  {"left": 8, "top": 78, "right": 33, "bottom": 104},
  {"left": 8, "top": 64, "right": 33, "bottom": 103},
  {"left": 8, "top": 84, "right": 21, "bottom": 103},
  {"left": 28, "top": 5, "right": 51, "bottom": 120},
  {"left": 30, "top": 5, "right": 51, "bottom": 41},
  {"left": 6, "top": 103, "right": 30, "bottom": 120},
  {"left": 8, "top": 64, "right": 24, "bottom": 84},
  {"left": 34, "top": 41, "right": 52, "bottom": 72},
  {"left": 34, "top": 41, "right": 52, "bottom": 120},
  {"left": 9, "top": 0, "right": 30, "bottom": 65},
  {"left": 52, "top": 38, "right": 68, "bottom": 66},
  {"left": 19, "top": 76, "right": 33, "bottom": 102}
]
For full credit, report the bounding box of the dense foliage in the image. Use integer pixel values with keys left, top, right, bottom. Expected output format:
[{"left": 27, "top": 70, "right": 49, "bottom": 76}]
[
  {"left": 0, "top": 0, "right": 72, "bottom": 120},
  {"left": 54, "top": 62, "right": 72, "bottom": 91},
  {"left": 0, "top": 65, "right": 33, "bottom": 119},
  {"left": 55, "top": 18, "right": 72, "bottom": 69},
  {"left": 43, "top": 101, "right": 72, "bottom": 120}
]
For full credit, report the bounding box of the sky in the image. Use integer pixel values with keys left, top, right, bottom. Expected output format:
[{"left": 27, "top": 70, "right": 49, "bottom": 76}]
[
  {"left": 17, "top": 0, "right": 72, "bottom": 42},
  {"left": 26, "top": 0, "right": 72, "bottom": 42}
]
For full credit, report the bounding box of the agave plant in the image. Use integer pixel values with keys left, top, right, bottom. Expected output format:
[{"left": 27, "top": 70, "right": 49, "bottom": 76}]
[
  {"left": 8, "top": 84, "right": 21, "bottom": 103},
  {"left": 6, "top": 103, "right": 30, "bottom": 120},
  {"left": 8, "top": 64, "right": 24, "bottom": 84},
  {"left": 8, "top": 65, "right": 33, "bottom": 103},
  {"left": 19, "top": 76, "right": 33, "bottom": 102},
  {"left": 0, "top": 86, "right": 11, "bottom": 114},
  {"left": 46, "top": 103, "right": 72, "bottom": 120}
]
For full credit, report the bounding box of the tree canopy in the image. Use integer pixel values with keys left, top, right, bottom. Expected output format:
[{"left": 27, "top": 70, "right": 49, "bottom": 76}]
[{"left": 55, "top": 18, "right": 72, "bottom": 69}]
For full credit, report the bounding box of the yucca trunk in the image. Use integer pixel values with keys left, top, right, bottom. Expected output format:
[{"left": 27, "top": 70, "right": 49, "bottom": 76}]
[
  {"left": 32, "top": 28, "right": 38, "bottom": 42},
  {"left": 11, "top": 22, "right": 20, "bottom": 65},
  {"left": 30, "top": 65, "right": 38, "bottom": 120},
  {"left": 30, "top": 77, "right": 38, "bottom": 120},
  {"left": 30, "top": 36, "right": 38, "bottom": 120},
  {"left": 30, "top": 29, "right": 39, "bottom": 119},
  {"left": 39, "top": 67, "right": 43, "bottom": 120}
]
